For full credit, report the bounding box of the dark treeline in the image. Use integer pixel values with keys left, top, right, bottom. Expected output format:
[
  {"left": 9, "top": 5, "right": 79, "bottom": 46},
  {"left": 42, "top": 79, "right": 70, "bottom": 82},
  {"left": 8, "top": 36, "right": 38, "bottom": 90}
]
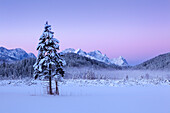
[
  {"left": 0, "top": 53, "right": 122, "bottom": 79},
  {"left": 0, "top": 58, "right": 36, "bottom": 79}
]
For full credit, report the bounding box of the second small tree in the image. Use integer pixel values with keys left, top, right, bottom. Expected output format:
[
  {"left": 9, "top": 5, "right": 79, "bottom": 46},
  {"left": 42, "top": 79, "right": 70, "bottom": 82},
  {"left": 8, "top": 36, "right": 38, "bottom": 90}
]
[{"left": 33, "top": 22, "right": 65, "bottom": 95}]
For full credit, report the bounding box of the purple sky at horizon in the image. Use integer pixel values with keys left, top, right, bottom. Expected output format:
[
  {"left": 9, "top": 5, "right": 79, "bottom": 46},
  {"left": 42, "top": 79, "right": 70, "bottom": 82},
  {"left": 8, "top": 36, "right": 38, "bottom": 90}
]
[{"left": 0, "top": 0, "right": 170, "bottom": 65}]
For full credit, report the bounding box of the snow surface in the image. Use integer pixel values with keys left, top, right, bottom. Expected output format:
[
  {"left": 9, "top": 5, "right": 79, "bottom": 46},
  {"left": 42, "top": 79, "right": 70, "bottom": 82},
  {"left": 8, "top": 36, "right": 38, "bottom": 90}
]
[
  {"left": 61, "top": 48, "right": 128, "bottom": 66},
  {"left": 0, "top": 79, "right": 170, "bottom": 113}
]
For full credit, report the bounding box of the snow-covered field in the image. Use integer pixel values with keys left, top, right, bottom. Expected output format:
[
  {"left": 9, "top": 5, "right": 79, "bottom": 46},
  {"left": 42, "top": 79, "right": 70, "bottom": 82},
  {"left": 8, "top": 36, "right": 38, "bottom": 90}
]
[{"left": 0, "top": 79, "right": 170, "bottom": 113}]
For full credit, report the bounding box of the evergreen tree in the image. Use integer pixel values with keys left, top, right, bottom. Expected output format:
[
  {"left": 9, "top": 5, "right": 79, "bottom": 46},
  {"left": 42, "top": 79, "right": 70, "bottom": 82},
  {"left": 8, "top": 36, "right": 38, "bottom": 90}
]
[{"left": 33, "top": 22, "right": 65, "bottom": 95}]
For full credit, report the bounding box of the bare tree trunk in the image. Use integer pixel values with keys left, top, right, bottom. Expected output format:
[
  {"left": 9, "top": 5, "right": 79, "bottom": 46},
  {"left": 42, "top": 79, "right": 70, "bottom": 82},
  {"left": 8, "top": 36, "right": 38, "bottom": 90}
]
[
  {"left": 55, "top": 80, "right": 59, "bottom": 95},
  {"left": 49, "top": 70, "right": 53, "bottom": 95}
]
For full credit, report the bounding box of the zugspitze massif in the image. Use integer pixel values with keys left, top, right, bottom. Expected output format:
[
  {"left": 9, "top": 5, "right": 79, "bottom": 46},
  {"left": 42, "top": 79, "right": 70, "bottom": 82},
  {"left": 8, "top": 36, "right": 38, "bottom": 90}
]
[{"left": 61, "top": 48, "right": 129, "bottom": 66}]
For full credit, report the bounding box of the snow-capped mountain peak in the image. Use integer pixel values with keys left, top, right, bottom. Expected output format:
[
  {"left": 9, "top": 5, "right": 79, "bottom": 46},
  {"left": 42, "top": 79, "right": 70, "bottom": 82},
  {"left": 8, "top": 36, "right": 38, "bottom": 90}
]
[
  {"left": 92, "top": 50, "right": 102, "bottom": 55},
  {"left": 61, "top": 48, "right": 75, "bottom": 54},
  {"left": 61, "top": 48, "right": 129, "bottom": 66},
  {"left": 0, "top": 47, "right": 36, "bottom": 62},
  {"left": 88, "top": 50, "right": 110, "bottom": 64},
  {"left": 110, "top": 56, "right": 128, "bottom": 66},
  {"left": 74, "top": 49, "right": 87, "bottom": 56}
]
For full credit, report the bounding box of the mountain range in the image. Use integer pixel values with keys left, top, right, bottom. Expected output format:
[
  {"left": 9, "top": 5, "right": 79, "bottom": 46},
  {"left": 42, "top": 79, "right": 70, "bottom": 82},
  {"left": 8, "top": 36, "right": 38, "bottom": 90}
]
[
  {"left": 0, "top": 47, "right": 128, "bottom": 66},
  {"left": 0, "top": 47, "right": 36, "bottom": 63},
  {"left": 61, "top": 48, "right": 129, "bottom": 66},
  {"left": 62, "top": 52, "right": 121, "bottom": 69},
  {"left": 1, "top": 46, "right": 170, "bottom": 70}
]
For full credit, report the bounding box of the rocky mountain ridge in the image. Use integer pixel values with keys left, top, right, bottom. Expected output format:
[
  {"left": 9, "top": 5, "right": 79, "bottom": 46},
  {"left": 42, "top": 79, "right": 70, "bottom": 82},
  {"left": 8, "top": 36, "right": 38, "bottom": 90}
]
[
  {"left": 0, "top": 47, "right": 36, "bottom": 63},
  {"left": 61, "top": 48, "right": 129, "bottom": 66}
]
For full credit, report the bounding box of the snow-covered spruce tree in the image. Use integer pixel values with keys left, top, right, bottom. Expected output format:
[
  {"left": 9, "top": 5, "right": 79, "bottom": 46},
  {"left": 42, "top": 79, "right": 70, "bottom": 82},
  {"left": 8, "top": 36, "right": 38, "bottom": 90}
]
[{"left": 33, "top": 22, "right": 65, "bottom": 95}]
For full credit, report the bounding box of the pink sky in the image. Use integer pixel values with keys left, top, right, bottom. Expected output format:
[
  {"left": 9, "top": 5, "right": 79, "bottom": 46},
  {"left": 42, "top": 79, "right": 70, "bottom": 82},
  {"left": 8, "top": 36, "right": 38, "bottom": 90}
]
[{"left": 0, "top": 0, "right": 170, "bottom": 65}]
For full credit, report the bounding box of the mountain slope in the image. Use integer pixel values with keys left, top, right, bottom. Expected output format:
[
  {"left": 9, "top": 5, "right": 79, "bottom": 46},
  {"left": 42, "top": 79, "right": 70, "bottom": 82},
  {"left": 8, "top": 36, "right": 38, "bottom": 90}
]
[
  {"left": 0, "top": 47, "right": 36, "bottom": 62},
  {"left": 62, "top": 53, "right": 121, "bottom": 69},
  {"left": 133, "top": 52, "right": 170, "bottom": 70}
]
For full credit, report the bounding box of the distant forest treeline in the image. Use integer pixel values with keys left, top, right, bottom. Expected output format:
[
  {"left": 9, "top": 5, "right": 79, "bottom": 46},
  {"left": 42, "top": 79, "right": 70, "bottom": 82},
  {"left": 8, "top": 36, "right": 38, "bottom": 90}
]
[
  {"left": 0, "top": 58, "right": 36, "bottom": 79},
  {"left": 0, "top": 53, "right": 121, "bottom": 79},
  {"left": 1, "top": 52, "right": 170, "bottom": 79}
]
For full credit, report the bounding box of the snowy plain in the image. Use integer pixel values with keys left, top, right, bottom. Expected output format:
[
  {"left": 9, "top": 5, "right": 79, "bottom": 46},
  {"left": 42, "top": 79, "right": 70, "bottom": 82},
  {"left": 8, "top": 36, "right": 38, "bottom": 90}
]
[{"left": 0, "top": 78, "right": 170, "bottom": 113}]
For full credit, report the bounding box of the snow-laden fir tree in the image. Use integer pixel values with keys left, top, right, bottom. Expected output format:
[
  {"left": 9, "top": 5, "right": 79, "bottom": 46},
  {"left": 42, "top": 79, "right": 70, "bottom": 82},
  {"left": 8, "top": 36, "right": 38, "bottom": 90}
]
[{"left": 33, "top": 21, "right": 66, "bottom": 95}]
